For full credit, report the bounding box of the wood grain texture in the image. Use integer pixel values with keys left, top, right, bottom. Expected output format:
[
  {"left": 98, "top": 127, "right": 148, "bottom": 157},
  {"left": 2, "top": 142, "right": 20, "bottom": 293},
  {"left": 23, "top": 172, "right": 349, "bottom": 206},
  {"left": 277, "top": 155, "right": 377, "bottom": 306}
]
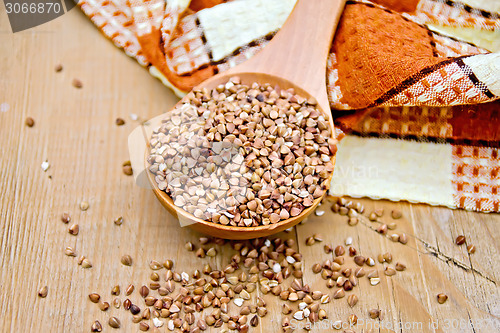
[{"left": 0, "top": 6, "right": 499, "bottom": 333}]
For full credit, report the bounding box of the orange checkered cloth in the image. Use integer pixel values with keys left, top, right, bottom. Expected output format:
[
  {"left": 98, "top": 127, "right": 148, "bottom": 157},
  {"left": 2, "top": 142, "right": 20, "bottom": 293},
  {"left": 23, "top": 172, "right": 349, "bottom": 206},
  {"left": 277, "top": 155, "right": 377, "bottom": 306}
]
[{"left": 78, "top": 0, "right": 500, "bottom": 212}]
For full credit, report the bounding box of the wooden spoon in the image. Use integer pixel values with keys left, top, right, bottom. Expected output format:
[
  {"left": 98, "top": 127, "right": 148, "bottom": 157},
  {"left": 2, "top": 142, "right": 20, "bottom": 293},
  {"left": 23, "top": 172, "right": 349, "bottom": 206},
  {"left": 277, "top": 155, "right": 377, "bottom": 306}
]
[{"left": 140, "top": 0, "right": 345, "bottom": 239}]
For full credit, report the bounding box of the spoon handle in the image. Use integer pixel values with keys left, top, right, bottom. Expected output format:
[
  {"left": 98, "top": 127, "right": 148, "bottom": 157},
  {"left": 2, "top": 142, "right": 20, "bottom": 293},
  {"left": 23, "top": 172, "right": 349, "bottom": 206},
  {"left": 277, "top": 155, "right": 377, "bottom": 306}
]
[{"left": 228, "top": 0, "right": 346, "bottom": 111}]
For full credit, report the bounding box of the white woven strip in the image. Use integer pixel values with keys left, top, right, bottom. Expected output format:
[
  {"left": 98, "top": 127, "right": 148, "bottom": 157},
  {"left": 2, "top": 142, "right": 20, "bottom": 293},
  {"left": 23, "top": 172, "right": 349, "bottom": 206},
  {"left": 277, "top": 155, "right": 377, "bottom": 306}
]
[
  {"left": 415, "top": 0, "right": 500, "bottom": 31},
  {"left": 129, "top": 0, "right": 165, "bottom": 36},
  {"left": 462, "top": 0, "right": 500, "bottom": 13},
  {"left": 462, "top": 53, "right": 500, "bottom": 96},
  {"left": 161, "top": 0, "right": 191, "bottom": 48},
  {"left": 432, "top": 31, "right": 488, "bottom": 57},
  {"left": 165, "top": 14, "right": 211, "bottom": 75},
  {"left": 327, "top": 52, "right": 351, "bottom": 110},
  {"left": 330, "top": 136, "right": 455, "bottom": 208},
  {"left": 197, "top": 0, "right": 296, "bottom": 62}
]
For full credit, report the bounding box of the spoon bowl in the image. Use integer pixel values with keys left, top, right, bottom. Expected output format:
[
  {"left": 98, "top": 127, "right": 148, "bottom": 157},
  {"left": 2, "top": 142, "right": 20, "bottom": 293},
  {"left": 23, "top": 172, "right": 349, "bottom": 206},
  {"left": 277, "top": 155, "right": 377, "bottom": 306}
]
[
  {"left": 148, "top": 72, "right": 337, "bottom": 239},
  {"left": 143, "top": 0, "right": 345, "bottom": 239}
]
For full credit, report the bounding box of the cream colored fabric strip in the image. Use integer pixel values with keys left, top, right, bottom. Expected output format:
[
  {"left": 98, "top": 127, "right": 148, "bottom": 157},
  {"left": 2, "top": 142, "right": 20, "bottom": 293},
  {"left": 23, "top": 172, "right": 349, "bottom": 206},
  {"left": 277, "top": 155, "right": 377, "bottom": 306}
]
[
  {"left": 197, "top": 0, "right": 296, "bottom": 62},
  {"left": 461, "top": 0, "right": 500, "bottom": 13},
  {"left": 330, "top": 136, "right": 455, "bottom": 208},
  {"left": 462, "top": 53, "right": 500, "bottom": 96}
]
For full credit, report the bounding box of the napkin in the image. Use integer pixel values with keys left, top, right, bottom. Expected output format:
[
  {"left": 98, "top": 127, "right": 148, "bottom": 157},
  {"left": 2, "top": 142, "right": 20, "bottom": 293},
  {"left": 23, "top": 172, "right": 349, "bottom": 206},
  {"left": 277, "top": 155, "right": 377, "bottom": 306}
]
[{"left": 77, "top": 0, "right": 500, "bottom": 212}]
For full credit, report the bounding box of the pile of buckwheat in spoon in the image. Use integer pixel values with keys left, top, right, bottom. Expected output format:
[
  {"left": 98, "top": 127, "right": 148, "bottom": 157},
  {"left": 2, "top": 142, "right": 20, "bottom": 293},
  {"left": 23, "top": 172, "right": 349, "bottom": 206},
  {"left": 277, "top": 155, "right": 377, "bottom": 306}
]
[{"left": 147, "top": 77, "right": 337, "bottom": 227}]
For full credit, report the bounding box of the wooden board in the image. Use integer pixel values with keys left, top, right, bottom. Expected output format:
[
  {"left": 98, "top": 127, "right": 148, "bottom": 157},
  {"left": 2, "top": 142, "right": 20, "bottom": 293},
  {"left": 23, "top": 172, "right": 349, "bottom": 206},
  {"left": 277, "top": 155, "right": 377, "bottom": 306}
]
[{"left": 0, "top": 8, "right": 498, "bottom": 333}]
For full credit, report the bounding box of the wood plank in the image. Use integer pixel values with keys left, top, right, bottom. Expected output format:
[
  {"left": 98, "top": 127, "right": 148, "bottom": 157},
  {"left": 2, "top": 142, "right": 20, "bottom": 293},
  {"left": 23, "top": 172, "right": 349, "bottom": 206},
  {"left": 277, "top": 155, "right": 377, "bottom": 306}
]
[{"left": 296, "top": 198, "right": 499, "bottom": 332}]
